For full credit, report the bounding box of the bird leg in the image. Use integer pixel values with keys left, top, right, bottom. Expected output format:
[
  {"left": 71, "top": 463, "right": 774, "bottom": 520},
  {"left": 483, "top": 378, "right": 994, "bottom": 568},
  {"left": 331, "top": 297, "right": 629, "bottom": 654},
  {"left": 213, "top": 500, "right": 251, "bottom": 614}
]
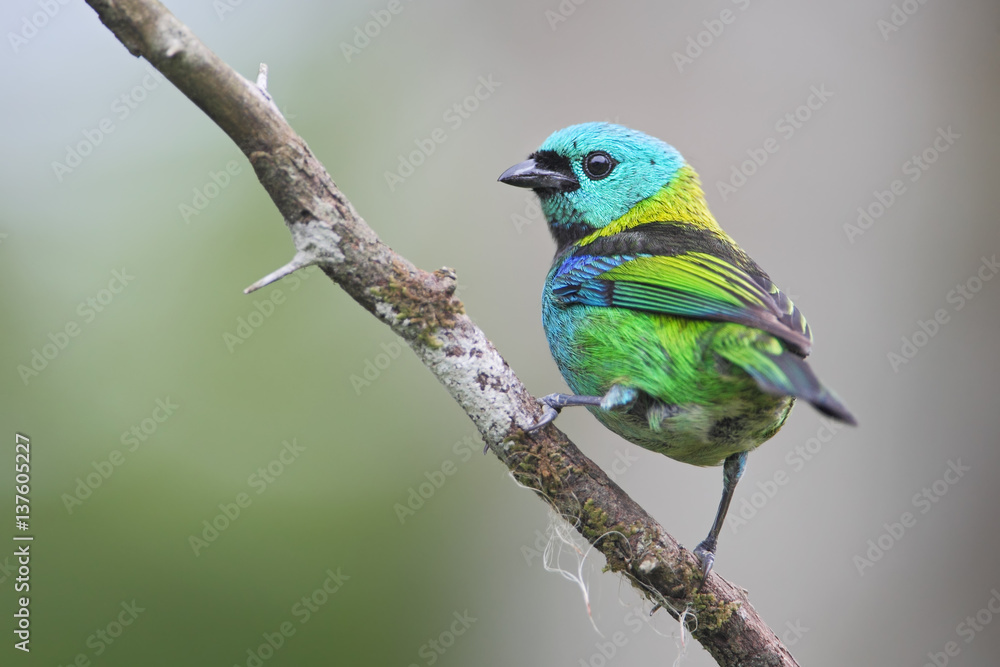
[
  {"left": 693, "top": 451, "right": 748, "bottom": 584},
  {"left": 526, "top": 385, "right": 639, "bottom": 432}
]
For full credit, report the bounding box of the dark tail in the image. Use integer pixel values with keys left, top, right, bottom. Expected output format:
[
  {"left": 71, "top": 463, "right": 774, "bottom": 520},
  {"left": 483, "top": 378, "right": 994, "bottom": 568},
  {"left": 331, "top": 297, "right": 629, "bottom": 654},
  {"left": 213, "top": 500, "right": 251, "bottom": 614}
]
[{"left": 733, "top": 348, "right": 858, "bottom": 426}]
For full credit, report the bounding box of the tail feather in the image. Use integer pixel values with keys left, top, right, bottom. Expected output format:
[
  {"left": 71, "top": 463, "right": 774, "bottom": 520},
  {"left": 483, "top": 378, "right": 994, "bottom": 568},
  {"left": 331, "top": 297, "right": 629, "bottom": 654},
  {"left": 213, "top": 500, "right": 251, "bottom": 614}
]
[{"left": 721, "top": 345, "right": 857, "bottom": 426}]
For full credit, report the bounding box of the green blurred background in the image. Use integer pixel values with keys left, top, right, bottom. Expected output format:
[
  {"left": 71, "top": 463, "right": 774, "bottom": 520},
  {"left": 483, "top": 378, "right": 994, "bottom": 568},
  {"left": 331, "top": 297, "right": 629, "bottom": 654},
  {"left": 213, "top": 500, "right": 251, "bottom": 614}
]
[{"left": 2, "top": 1, "right": 999, "bottom": 665}]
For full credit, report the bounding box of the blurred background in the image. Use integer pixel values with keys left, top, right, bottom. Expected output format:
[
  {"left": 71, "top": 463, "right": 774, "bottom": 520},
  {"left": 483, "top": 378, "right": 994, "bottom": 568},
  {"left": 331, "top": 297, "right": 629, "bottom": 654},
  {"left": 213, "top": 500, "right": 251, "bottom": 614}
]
[{"left": 2, "top": 1, "right": 999, "bottom": 665}]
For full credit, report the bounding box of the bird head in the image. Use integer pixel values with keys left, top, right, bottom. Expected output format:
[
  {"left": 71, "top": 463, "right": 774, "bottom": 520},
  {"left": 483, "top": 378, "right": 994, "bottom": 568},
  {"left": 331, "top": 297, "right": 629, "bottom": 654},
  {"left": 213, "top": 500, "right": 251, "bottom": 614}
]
[{"left": 499, "top": 123, "right": 703, "bottom": 248}]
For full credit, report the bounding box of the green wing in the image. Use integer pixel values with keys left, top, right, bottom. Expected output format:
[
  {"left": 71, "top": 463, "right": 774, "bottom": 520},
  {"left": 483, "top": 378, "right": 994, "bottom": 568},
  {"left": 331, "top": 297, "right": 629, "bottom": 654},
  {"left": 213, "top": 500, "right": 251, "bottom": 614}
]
[{"left": 551, "top": 251, "right": 814, "bottom": 356}]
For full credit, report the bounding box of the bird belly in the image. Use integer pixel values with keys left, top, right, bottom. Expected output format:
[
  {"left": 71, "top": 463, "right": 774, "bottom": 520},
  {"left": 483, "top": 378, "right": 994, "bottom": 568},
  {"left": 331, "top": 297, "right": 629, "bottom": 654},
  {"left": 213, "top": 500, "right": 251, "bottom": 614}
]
[{"left": 541, "top": 298, "right": 793, "bottom": 467}]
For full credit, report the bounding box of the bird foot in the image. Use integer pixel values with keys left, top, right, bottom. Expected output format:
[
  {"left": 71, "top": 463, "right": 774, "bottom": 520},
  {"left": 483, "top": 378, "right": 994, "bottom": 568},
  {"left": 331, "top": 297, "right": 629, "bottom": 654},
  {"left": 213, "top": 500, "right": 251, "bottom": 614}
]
[
  {"left": 525, "top": 404, "right": 561, "bottom": 432},
  {"left": 693, "top": 539, "right": 717, "bottom": 587},
  {"left": 488, "top": 397, "right": 564, "bottom": 454},
  {"left": 525, "top": 393, "right": 604, "bottom": 432}
]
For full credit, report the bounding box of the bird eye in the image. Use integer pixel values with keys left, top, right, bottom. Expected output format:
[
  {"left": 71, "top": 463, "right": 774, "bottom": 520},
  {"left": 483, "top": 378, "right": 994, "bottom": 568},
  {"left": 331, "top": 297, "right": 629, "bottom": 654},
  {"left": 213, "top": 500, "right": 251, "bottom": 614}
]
[{"left": 583, "top": 151, "right": 616, "bottom": 180}]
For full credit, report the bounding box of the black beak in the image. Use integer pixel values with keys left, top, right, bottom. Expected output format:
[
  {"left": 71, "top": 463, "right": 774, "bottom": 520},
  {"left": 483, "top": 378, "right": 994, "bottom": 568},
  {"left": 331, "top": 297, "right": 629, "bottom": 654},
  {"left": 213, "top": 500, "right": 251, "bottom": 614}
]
[{"left": 498, "top": 152, "right": 579, "bottom": 192}]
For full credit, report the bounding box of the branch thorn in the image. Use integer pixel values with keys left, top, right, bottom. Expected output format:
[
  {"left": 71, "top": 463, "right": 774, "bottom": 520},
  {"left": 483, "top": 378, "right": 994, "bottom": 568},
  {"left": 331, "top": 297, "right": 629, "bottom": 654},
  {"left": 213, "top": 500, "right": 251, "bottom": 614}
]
[
  {"left": 244, "top": 251, "right": 314, "bottom": 294},
  {"left": 256, "top": 63, "right": 269, "bottom": 93}
]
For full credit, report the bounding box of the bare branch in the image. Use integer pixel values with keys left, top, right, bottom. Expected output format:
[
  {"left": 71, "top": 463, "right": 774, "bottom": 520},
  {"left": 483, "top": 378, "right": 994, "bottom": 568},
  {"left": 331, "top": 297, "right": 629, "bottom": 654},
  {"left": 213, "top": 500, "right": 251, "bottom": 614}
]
[{"left": 83, "top": 1, "right": 800, "bottom": 664}]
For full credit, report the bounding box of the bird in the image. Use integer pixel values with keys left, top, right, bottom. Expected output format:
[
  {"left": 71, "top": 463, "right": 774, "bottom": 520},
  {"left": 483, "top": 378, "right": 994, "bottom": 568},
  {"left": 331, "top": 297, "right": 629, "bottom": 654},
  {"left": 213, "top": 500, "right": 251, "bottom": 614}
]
[{"left": 498, "top": 122, "right": 856, "bottom": 580}]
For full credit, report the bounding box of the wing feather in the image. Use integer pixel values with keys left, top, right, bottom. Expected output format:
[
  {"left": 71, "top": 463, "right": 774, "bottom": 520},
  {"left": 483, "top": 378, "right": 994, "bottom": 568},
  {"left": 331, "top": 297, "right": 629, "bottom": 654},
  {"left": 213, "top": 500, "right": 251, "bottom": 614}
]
[{"left": 551, "top": 251, "right": 813, "bottom": 356}]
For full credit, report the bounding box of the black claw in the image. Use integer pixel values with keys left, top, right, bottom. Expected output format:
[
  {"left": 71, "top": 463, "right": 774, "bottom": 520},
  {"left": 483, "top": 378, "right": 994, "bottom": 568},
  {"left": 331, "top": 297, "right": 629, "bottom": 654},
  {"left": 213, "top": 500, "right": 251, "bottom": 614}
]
[
  {"left": 524, "top": 392, "right": 605, "bottom": 433},
  {"left": 693, "top": 540, "right": 716, "bottom": 586},
  {"left": 525, "top": 406, "right": 560, "bottom": 432}
]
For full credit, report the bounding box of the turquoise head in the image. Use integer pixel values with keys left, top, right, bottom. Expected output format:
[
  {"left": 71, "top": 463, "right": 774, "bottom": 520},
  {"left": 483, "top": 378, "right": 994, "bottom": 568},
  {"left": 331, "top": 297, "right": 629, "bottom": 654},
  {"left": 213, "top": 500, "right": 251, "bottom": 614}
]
[{"left": 499, "top": 122, "right": 686, "bottom": 246}]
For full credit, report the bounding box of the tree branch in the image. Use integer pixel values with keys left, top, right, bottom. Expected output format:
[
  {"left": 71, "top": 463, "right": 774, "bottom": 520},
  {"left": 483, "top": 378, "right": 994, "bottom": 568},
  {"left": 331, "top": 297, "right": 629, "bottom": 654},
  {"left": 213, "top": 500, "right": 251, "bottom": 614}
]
[{"left": 83, "top": 1, "right": 800, "bottom": 664}]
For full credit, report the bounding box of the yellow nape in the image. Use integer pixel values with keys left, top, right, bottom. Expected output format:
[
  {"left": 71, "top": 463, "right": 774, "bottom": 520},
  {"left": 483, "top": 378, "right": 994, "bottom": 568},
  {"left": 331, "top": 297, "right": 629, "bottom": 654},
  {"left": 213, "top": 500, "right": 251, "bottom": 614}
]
[{"left": 578, "top": 164, "right": 728, "bottom": 245}]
